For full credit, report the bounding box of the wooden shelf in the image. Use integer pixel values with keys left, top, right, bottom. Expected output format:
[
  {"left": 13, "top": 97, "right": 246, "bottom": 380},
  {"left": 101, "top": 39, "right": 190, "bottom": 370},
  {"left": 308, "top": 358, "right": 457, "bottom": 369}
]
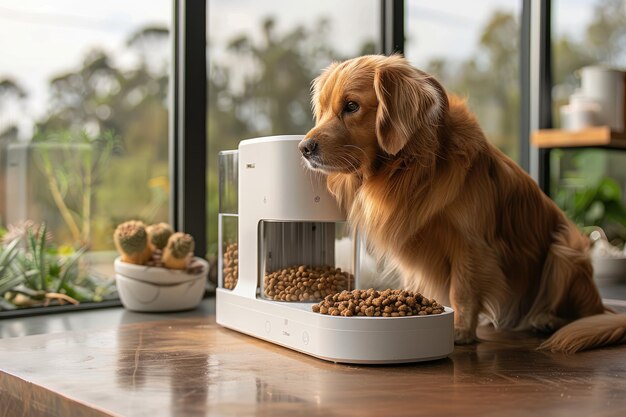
[{"left": 532, "top": 126, "right": 626, "bottom": 149}]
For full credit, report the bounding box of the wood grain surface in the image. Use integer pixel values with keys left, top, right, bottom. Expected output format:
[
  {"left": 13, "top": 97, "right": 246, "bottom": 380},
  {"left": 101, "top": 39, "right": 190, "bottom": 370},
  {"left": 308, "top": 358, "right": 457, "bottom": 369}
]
[{"left": 1, "top": 300, "right": 625, "bottom": 417}]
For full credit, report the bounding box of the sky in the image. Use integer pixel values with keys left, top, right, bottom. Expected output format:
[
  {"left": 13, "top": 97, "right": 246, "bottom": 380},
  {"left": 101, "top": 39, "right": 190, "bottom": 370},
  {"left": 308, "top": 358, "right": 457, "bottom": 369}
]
[
  {"left": 0, "top": 0, "right": 606, "bottom": 139},
  {"left": 404, "top": 0, "right": 608, "bottom": 68},
  {"left": 405, "top": 0, "right": 518, "bottom": 66},
  {"left": 0, "top": 0, "right": 170, "bottom": 137},
  {"left": 0, "top": 0, "right": 170, "bottom": 79}
]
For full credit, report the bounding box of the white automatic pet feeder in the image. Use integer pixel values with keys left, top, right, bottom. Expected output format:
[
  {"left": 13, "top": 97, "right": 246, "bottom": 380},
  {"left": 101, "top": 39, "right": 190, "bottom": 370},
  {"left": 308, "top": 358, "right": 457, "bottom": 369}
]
[{"left": 216, "top": 136, "right": 454, "bottom": 364}]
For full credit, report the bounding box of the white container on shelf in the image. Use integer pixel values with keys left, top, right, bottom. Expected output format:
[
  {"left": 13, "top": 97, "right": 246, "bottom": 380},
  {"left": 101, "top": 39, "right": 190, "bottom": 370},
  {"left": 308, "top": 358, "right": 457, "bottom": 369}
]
[
  {"left": 580, "top": 66, "right": 625, "bottom": 132},
  {"left": 560, "top": 89, "right": 601, "bottom": 131}
]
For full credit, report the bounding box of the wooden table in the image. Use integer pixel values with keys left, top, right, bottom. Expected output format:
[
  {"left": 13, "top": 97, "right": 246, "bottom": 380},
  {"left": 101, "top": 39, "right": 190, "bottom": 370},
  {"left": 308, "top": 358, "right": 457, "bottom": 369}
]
[{"left": 1, "top": 299, "right": 625, "bottom": 417}]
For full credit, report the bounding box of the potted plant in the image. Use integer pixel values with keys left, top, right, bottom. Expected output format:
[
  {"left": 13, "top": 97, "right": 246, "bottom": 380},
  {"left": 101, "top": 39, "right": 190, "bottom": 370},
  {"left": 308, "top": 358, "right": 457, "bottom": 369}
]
[
  {"left": 0, "top": 221, "right": 116, "bottom": 312},
  {"left": 113, "top": 220, "right": 208, "bottom": 312}
]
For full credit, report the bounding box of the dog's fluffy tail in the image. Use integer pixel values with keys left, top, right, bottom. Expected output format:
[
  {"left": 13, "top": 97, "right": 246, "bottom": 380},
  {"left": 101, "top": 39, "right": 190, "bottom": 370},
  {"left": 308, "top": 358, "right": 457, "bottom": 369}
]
[{"left": 538, "top": 313, "right": 626, "bottom": 354}]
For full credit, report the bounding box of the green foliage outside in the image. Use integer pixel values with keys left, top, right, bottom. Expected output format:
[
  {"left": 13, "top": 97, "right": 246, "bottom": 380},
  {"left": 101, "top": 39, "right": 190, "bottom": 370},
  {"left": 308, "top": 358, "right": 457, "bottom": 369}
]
[
  {"left": 554, "top": 149, "right": 626, "bottom": 246},
  {"left": 560, "top": 176, "right": 626, "bottom": 244},
  {"left": 0, "top": 222, "right": 116, "bottom": 311}
]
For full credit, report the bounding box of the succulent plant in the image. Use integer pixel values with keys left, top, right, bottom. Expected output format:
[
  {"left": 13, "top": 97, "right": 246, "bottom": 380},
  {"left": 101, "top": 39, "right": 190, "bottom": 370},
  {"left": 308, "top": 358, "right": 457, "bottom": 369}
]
[
  {"left": 162, "top": 232, "right": 195, "bottom": 270},
  {"left": 114, "top": 220, "right": 151, "bottom": 265},
  {"left": 146, "top": 223, "right": 174, "bottom": 251}
]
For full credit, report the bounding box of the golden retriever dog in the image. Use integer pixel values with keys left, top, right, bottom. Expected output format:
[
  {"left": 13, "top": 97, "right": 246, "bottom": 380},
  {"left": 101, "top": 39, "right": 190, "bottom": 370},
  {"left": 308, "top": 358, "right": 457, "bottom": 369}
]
[{"left": 299, "top": 54, "right": 626, "bottom": 353}]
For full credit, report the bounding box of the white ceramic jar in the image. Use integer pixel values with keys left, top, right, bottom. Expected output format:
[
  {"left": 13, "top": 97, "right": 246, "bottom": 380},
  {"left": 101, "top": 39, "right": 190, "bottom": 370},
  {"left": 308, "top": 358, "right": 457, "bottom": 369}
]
[
  {"left": 580, "top": 66, "right": 625, "bottom": 132},
  {"left": 114, "top": 257, "right": 208, "bottom": 312}
]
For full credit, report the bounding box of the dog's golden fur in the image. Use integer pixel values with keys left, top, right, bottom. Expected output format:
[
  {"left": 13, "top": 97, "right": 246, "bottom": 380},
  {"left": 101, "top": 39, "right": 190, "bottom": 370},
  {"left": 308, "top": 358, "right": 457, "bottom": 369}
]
[{"left": 300, "top": 54, "right": 626, "bottom": 353}]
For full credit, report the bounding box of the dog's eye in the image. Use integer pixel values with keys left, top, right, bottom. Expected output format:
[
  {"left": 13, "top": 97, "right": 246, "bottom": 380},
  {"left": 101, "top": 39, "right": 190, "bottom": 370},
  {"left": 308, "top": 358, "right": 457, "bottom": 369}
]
[{"left": 343, "top": 101, "right": 359, "bottom": 114}]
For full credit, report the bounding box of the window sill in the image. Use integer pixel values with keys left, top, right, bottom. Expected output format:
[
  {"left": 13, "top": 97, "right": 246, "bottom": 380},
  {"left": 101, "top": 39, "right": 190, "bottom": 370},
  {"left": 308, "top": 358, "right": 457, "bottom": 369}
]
[{"left": 0, "top": 297, "right": 215, "bottom": 339}]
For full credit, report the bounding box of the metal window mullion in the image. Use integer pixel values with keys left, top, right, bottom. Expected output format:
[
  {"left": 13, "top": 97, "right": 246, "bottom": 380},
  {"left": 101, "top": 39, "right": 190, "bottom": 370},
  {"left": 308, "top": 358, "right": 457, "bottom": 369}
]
[
  {"left": 381, "top": 0, "right": 404, "bottom": 55},
  {"left": 171, "top": 0, "right": 207, "bottom": 256},
  {"left": 520, "top": 0, "right": 531, "bottom": 173},
  {"left": 529, "top": 0, "right": 552, "bottom": 193},
  {"left": 169, "top": 0, "right": 179, "bottom": 228}
]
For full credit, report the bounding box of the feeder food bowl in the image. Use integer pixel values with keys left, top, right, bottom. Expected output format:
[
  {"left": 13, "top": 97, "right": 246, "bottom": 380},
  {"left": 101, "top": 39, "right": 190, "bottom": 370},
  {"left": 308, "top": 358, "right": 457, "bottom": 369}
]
[{"left": 114, "top": 257, "right": 208, "bottom": 312}]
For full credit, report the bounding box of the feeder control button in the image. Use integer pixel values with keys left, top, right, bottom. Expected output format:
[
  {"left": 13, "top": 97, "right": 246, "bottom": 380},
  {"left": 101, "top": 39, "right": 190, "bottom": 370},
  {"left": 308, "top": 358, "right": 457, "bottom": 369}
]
[
  {"left": 264, "top": 320, "right": 271, "bottom": 334},
  {"left": 302, "top": 331, "right": 310, "bottom": 345}
]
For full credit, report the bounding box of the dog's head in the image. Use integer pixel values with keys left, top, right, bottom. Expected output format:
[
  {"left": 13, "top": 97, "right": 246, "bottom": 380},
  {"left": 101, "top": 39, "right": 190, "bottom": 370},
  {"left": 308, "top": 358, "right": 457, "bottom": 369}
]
[{"left": 299, "top": 55, "right": 448, "bottom": 175}]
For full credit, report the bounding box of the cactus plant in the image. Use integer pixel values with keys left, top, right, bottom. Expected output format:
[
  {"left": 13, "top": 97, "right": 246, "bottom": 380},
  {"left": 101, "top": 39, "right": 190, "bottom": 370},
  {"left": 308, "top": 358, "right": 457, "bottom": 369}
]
[
  {"left": 146, "top": 222, "right": 174, "bottom": 252},
  {"left": 162, "top": 232, "right": 195, "bottom": 270},
  {"left": 114, "top": 220, "right": 151, "bottom": 265}
]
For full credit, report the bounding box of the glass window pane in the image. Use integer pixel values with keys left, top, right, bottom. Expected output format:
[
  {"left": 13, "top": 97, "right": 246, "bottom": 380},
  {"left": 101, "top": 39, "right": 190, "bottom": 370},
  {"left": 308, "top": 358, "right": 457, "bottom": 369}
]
[
  {"left": 206, "top": 0, "right": 381, "bottom": 282},
  {"left": 0, "top": 0, "right": 171, "bottom": 312},
  {"left": 405, "top": 0, "right": 522, "bottom": 161},
  {"left": 551, "top": 0, "right": 626, "bottom": 248}
]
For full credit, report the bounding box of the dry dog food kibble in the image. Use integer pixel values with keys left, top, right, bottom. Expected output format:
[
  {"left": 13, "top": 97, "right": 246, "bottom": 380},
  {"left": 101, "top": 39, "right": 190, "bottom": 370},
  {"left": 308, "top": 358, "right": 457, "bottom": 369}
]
[
  {"left": 263, "top": 265, "right": 353, "bottom": 301},
  {"left": 223, "top": 242, "right": 238, "bottom": 289},
  {"left": 311, "top": 288, "right": 444, "bottom": 317}
]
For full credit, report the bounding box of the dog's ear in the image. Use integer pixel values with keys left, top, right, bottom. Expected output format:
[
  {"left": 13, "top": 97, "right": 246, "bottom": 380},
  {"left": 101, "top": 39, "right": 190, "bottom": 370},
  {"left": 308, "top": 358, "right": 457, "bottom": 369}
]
[{"left": 373, "top": 57, "right": 446, "bottom": 155}]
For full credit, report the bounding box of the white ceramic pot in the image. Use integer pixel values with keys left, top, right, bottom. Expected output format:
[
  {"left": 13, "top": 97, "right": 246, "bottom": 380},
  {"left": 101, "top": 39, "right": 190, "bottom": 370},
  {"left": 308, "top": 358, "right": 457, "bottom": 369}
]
[
  {"left": 580, "top": 66, "right": 625, "bottom": 131},
  {"left": 114, "top": 257, "right": 208, "bottom": 312},
  {"left": 592, "top": 256, "right": 626, "bottom": 285}
]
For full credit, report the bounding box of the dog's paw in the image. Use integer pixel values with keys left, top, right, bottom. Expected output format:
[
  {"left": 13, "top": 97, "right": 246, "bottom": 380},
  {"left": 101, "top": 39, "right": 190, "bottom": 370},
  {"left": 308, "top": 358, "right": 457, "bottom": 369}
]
[
  {"left": 454, "top": 328, "right": 477, "bottom": 345},
  {"left": 530, "top": 313, "right": 567, "bottom": 333}
]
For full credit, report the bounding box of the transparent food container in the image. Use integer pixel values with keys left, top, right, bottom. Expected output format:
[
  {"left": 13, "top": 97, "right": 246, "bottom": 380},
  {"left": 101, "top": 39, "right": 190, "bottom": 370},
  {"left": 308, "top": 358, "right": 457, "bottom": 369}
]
[
  {"left": 218, "top": 150, "right": 238, "bottom": 290},
  {"left": 259, "top": 221, "right": 357, "bottom": 302}
]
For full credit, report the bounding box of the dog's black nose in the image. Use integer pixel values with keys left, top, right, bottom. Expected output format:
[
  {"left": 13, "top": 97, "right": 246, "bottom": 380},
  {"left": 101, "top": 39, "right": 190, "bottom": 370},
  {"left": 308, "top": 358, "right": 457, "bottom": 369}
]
[{"left": 299, "top": 138, "right": 318, "bottom": 158}]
